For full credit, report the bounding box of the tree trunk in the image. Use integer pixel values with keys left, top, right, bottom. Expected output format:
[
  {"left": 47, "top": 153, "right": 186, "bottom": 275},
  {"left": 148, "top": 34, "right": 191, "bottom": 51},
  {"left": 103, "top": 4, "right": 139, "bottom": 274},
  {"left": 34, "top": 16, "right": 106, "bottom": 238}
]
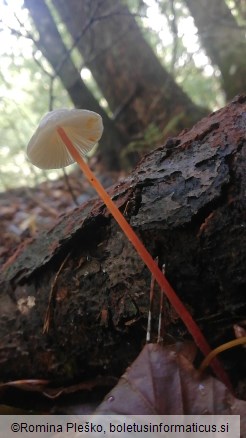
[
  {"left": 184, "top": 0, "right": 246, "bottom": 100},
  {"left": 0, "top": 95, "right": 245, "bottom": 384},
  {"left": 51, "top": 0, "right": 208, "bottom": 144},
  {"left": 24, "top": 0, "right": 125, "bottom": 171}
]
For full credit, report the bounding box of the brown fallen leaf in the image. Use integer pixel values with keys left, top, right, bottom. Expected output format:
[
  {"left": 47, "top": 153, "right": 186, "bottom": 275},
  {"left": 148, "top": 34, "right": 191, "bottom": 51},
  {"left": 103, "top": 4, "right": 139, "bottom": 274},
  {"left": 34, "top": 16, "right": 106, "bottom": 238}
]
[
  {"left": 96, "top": 343, "right": 246, "bottom": 436},
  {"left": 234, "top": 323, "right": 246, "bottom": 343},
  {"left": 42, "top": 376, "right": 116, "bottom": 399},
  {"left": 0, "top": 376, "right": 116, "bottom": 415},
  {"left": 0, "top": 379, "right": 49, "bottom": 392}
]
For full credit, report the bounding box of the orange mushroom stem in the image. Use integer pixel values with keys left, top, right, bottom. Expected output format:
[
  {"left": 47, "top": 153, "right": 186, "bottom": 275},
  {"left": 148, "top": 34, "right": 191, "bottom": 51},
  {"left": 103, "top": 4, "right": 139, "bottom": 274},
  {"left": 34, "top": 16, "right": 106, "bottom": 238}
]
[{"left": 57, "top": 126, "right": 232, "bottom": 391}]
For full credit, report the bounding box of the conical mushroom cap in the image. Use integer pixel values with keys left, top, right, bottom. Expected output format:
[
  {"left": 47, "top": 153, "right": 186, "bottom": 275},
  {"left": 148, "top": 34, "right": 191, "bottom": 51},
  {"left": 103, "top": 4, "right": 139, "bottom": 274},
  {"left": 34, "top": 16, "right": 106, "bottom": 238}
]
[{"left": 27, "top": 109, "right": 103, "bottom": 169}]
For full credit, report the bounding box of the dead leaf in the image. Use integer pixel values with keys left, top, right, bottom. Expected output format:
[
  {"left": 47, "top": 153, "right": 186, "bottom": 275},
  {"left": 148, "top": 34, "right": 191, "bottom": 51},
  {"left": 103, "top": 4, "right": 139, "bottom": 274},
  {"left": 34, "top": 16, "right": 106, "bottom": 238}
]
[
  {"left": 0, "top": 379, "right": 49, "bottom": 392},
  {"left": 96, "top": 343, "right": 246, "bottom": 436},
  {"left": 42, "top": 377, "right": 116, "bottom": 399},
  {"left": 234, "top": 323, "right": 246, "bottom": 345}
]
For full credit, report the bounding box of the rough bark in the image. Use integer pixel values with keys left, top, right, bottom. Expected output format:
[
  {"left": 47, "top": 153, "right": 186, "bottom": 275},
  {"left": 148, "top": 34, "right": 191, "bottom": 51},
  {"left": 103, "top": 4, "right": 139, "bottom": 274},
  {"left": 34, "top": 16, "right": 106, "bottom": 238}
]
[
  {"left": 51, "top": 0, "right": 208, "bottom": 144},
  {"left": 184, "top": 0, "right": 246, "bottom": 100},
  {"left": 0, "top": 96, "right": 245, "bottom": 384},
  {"left": 24, "top": 0, "right": 124, "bottom": 170}
]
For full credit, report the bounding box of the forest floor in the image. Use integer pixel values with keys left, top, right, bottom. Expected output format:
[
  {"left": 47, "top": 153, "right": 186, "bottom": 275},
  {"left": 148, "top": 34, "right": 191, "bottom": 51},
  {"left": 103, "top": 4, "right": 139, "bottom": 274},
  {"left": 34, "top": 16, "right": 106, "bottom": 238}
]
[
  {"left": 0, "top": 164, "right": 123, "bottom": 267},
  {"left": 0, "top": 166, "right": 124, "bottom": 413}
]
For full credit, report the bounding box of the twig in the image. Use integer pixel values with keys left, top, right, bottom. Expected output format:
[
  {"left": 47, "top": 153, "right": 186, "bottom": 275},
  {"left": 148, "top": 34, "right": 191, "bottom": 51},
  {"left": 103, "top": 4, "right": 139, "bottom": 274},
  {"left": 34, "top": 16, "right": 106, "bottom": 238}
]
[
  {"left": 157, "top": 264, "right": 165, "bottom": 343},
  {"left": 146, "top": 256, "right": 158, "bottom": 343},
  {"left": 62, "top": 168, "right": 79, "bottom": 206},
  {"left": 43, "top": 252, "right": 71, "bottom": 334}
]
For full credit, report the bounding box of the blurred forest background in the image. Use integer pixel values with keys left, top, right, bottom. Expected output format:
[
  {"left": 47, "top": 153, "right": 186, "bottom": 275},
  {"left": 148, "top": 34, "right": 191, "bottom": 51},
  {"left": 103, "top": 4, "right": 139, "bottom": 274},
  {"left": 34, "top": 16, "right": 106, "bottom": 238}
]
[{"left": 0, "top": 0, "right": 245, "bottom": 193}]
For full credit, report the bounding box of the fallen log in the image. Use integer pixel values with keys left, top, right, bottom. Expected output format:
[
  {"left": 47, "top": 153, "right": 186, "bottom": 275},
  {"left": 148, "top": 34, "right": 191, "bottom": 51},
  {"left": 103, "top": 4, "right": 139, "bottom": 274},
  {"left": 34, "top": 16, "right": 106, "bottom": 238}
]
[{"left": 0, "top": 95, "right": 245, "bottom": 385}]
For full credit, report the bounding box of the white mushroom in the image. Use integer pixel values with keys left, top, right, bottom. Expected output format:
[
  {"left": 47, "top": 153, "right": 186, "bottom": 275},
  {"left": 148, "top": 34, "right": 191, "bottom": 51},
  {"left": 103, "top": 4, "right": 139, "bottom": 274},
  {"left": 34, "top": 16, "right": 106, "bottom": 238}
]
[
  {"left": 27, "top": 109, "right": 103, "bottom": 169},
  {"left": 26, "top": 108, "right": 232, "bottom": 389}
]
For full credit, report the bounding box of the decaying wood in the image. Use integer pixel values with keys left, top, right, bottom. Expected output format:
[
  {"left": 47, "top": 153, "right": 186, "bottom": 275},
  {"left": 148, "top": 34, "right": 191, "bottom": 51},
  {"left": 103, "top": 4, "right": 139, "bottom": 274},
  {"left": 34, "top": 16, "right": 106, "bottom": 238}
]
[{"left": 0, "top": 96, "right": 245, "bottom": 385}]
